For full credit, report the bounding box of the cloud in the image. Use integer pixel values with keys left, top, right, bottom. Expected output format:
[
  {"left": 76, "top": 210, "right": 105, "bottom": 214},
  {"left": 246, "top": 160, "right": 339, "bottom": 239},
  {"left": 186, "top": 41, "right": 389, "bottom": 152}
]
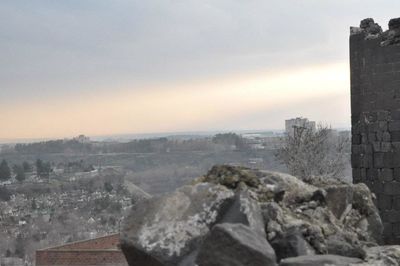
[
  {"left": 2, "top": 1, "right": 399, "bottom": 99},
  {"left": 0, "top": 0, "right": 399, "bottom": 138}
]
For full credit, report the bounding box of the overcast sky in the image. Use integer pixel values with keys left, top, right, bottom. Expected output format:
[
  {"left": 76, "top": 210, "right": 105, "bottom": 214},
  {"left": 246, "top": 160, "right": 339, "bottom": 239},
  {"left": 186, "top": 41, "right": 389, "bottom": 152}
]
[{"left": 1, "top": 1, "right": 400, "bottom": 140}]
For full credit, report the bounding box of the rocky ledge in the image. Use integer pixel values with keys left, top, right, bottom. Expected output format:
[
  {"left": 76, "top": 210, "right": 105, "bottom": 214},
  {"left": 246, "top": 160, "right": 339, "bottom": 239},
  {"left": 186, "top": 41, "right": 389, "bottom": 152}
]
[{"left": 120, "top": 165, "right": 400, "bottom": 266}]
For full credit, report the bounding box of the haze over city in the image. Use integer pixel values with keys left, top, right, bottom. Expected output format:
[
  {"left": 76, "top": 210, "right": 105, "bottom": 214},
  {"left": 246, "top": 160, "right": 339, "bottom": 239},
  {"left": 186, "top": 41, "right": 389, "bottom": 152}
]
[{"left": 2, "top": 0, "right": 400, "bottom": 140}]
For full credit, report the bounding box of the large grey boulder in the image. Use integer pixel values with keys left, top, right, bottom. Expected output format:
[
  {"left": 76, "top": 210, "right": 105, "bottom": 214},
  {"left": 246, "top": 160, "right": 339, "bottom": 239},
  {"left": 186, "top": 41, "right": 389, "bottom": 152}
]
[
  {"left": 325, "top": 183, "right": 382, "bottom": 243},
  {"left": 196, "top": 223, "right": 277, "bottom": 266},
  {"left": 120, "top": 183, "right": 235, "bottom": 266},
  {"left": 279, "top": 255, "right": 362, "bottom": 266},
  {"left": 258, "top": 172, "right": 380, "bottom": 254},
  {"left": 270, "top": 227, "right": 315, "bottom": 261},
  {"left": 121, "top": 178, "right": 266, "bottom": 266},
  {"left": 352, "top": 183, "right": 383, "bottom": 243},
  {"left": 219, "top": 189, "right": 266, "bottom": 237},
  {"left": 325, "top": 185, "right": 353, "bottom": 219}
]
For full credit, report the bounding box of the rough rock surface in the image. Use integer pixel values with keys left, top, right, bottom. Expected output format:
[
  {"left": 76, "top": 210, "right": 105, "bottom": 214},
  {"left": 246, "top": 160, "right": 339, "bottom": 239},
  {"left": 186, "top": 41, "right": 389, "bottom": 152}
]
[
  {"left": 196, "top": 223, "right": 277, "bottom": 266},
  {"left": 360, "top": 246, "right": 400, "bottom": 266},
  {"left": 351, "top": 17, "right": 400, "bottom": 46},
  {"left": 257, "top": 171, "right": 382, "bottom": 259},
  {"left": 121, "top": 165, "right": 390, "bottom": 266},
  {"left": 203, "top": 165, "right": 261, "bottom": 189},
  {"left": 279, "top": 254, "right": 362, "bottom": 266},
  {"left": 219, "top": 189, "right": 266, "bottom": 237},
  {"left": 270, "top": 227, "right": 315, "bottom": 261},
  {"left": 120, "top": 182, "right": 235, "bottom": 265}
]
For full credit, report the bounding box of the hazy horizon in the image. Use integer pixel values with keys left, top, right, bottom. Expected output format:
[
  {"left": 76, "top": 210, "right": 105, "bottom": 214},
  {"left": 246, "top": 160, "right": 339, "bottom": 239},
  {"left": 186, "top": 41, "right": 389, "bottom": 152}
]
[
  {"left": 2, "top": 1, "right": 400, "bottom": 139},
  {"left": 0, "top": 125, "right": 354, "bottom": 145}
]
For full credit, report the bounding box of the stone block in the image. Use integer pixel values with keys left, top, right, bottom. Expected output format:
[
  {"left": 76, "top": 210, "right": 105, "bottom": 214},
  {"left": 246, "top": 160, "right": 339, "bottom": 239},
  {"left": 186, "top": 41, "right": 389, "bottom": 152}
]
[
  {"left": 378, "top": 110, "right": 390, "bottom": 121},
  {"left": 374, "top": 153, "right": 385, "bottom": 168},
  {"left": 378, "top": 194, "right": 392, "bottom": 210},
  {"left": 379, "top": 121, "right": 389, "bottom": 131},
  {"left": 352, "top": 134, "right": 361, "bottom": 145},
  {"left": 372, "top": 142, "right": 381, "bottom": 152},
  {"left": 389, "top": 121, "right": 400, "bottom": 131},
  {"left": 394, "top": 168, "right": 400, "bottom": 181},
  {"left": 392, "top": 222, "right": 400, "bottom": 236},
  {"left": 376, "top": 131, "right": 383, "bottom": 141},
  {"left": 361, "top": 133, "right": 368, "bottom": 144},
  {"left": 383, "top": 223, "right": 393, "bottom": 238},
  {"left": 367, "top": 123, "right": 379, "bottom": 133},
  {"left": 353, "top": 168, "right": 361, "bottom": 183},
  {"left": 391, "top": 131, "right": 400, "bottom": 142},
  {"left": 380, "top": 168, "right": 394, "bottom": 182},
  {"left": 367, "top": 168, "right": 379, "bottom": 181},
  {"left": 383, "top": 131, "right": 391, "bottom": 142},
  {"left": 360, "top": 168, "right": 367, "bottom": 181},
  {"left": 366, "top": 144, "right": 373, "bottom": 154},
  {"left": 383, "top": 182, "right": 400, "bottom": 196},
  {"left": 368, "top": 132, "right": 377, "bottom": 142},
  {"left": 393, "top": 196, "right": 400, "bottom": 210},
  {"left": 382, "top": 210, "right": 400, "bottom": 223},
  {"left": 382, "top": 142, "right": 392, "bottom": 152},
  {"left": 393, "top": 142, "right": 400, "bottom": 152},
  {"left": 352, "top": 154, "right": 362, "bottom": 168},
  {"left": 367, "top": 112, "right": 378, "bottom": 123},
  {"left": 362, "top": 154, "right": 373, "bottom": 168},
  {"left": 352, "top": 145, "right": 362, "bottom": 154},
  {"left": 392, "top": 153, "right": 400, "bottom": 167},
  {"left": 371, "top": 181, "right": 384, "bottom": 194},
  {"left": 391, "top": 109, "right": 400, "bottom": 120}
]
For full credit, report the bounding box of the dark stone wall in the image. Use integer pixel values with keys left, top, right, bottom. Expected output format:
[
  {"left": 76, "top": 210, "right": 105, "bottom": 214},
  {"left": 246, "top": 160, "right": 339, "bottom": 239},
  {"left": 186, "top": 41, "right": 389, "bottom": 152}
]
[{"left": 350, "top": 18, "right": 400, "bottom": 244}]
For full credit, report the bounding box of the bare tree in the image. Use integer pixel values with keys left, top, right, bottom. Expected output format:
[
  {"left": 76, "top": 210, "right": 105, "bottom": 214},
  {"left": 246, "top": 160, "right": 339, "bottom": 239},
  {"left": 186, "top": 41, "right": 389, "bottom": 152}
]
[{"left": 276, "top": 124, "right": 349, "bottom": 181}]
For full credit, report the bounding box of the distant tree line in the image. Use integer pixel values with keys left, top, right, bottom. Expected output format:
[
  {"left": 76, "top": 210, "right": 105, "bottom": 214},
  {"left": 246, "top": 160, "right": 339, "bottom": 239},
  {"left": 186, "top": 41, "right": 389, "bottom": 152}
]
[
  {"left": 10, "top": 133, "right": 249, "bottom": 155},
  {"left": 14, "top": 139, "right": 92, "bottom": 154}
]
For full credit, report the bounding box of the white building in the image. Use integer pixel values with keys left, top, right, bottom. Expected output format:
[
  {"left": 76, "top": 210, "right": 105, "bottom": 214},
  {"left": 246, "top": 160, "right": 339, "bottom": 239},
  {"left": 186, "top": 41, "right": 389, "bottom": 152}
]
[{"left": 285, "top": 117, "right": 316, "bottom": 137}]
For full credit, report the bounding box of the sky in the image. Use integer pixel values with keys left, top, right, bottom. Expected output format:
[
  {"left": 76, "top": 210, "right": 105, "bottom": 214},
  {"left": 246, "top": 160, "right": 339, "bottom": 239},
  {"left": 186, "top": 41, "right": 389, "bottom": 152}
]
[{"left": 1, "top": 0, "right": 400, "bottom": 140}]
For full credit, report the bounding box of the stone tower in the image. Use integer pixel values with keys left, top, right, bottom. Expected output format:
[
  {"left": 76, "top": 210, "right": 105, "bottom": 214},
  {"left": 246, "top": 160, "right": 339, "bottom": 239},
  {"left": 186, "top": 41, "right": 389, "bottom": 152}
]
[{"left": 351, "top": 17, "right": 400, "bottom": 243}]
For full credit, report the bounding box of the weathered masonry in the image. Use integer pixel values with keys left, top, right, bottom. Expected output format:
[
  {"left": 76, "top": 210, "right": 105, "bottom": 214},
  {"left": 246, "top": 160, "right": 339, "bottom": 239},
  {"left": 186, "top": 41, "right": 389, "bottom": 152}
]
[{"left": 351, "top": 17, "right": 400, "bottom": 244}]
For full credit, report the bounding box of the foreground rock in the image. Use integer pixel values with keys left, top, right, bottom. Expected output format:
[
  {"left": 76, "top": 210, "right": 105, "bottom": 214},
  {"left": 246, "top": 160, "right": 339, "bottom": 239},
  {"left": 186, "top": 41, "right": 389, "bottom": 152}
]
[
  {"left": 120, "top": 182, "right": 235, "bottom": 265},
  {"left": 121, "top": 165, "right": 386, "bottom": 266},
  {"left": 279, "top": 255, "right": 362, "bottom": 266},
  {"left": 196, "top": 223, "right": 277, "bottom": 266},
  {"left": 270, "top": 227, "right": 315, "bottom": 261},
  {"left": 120, "top": 175, "right": 267, "bottom": 266}
]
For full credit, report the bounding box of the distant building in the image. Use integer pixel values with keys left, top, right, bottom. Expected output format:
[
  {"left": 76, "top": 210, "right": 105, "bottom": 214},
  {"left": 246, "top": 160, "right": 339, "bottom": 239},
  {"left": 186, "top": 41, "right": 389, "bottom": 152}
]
[
  {"left": 285, "top": 117, "right": 316, "bottom": 137},
  {"left": 36, "top": 234, "right": 128, "bottom": 266}
]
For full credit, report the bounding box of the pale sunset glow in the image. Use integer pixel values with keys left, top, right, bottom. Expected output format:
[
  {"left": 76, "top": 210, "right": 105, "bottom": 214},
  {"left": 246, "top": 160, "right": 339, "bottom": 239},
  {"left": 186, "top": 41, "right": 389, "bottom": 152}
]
[{"left": 0, "top": 62, "right": 349, "bottom": 139}]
